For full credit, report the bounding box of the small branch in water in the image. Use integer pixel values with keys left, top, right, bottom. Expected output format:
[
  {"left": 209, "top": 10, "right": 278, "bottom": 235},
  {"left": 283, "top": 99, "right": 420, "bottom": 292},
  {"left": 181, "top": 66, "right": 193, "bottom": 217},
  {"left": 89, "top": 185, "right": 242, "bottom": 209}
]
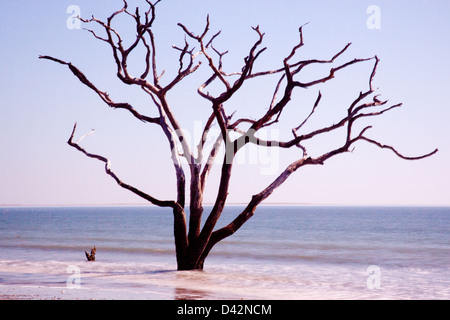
[{"left": 85, "top": 246, "right": 96, "bottom": 261}]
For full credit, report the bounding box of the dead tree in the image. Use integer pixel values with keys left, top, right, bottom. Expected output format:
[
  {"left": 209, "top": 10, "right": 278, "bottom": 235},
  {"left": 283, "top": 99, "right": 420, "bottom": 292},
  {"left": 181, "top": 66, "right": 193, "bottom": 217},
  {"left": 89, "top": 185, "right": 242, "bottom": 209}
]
[{"left": 40, "top": 1, "right": 437, "bottom": 270}]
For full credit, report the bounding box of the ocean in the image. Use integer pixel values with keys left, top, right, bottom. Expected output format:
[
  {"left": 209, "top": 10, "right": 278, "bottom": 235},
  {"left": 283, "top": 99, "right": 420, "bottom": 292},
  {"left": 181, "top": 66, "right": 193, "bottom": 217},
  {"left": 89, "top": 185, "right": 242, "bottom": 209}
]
[{"left": 0, "top": 205, "right": 449, "bottom": 299}]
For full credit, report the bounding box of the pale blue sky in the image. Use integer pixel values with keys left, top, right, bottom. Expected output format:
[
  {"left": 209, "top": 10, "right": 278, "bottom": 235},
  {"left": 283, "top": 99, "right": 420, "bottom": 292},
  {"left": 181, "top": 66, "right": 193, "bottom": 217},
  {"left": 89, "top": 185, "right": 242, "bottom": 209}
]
[{"left": 0, "top": 0, "right": 449, "bottom": 206}]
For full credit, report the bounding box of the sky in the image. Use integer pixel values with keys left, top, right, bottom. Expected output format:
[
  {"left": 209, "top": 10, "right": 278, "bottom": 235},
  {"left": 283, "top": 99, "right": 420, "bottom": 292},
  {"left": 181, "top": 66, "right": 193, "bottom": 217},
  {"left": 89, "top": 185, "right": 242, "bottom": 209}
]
[{"left": 0, "top": 0, "right": 449, "bottom": 206}]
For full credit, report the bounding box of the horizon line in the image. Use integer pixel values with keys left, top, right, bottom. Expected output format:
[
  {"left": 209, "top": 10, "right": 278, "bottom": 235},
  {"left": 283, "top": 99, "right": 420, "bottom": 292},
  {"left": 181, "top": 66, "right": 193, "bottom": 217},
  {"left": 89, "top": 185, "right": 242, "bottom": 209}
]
[{"left": 1, "top": 202, "right": 449, "bottom": 208}]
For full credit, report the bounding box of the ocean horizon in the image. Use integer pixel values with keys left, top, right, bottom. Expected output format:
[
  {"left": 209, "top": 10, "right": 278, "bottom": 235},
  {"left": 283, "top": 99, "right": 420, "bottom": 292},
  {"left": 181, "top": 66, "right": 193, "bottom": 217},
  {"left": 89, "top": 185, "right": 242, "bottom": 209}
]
[{"left": 1, "top": 205, "right": 449, "bottom": 299}]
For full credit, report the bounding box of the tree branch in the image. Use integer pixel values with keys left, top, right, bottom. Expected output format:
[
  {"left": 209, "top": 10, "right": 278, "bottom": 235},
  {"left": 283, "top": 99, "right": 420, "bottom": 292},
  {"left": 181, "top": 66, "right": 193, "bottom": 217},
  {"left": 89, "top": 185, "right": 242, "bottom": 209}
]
[
  {"left": 67, "top": 123, "right": 177, "bottom": 208},
  {"left": 358, "top": 136, "right": 438, "bottom": 160},
  {"left": 178, "top": 15, "right": 232, "bottom": 91},
  {"left": 39, "top": 56, "right": 160, "bottom": 124},
  {"left": 141, "top": 86, "right": 186, "bottom": 207},
  {"left": 200, "top": 134, "right": 223, "bottom": 193}
]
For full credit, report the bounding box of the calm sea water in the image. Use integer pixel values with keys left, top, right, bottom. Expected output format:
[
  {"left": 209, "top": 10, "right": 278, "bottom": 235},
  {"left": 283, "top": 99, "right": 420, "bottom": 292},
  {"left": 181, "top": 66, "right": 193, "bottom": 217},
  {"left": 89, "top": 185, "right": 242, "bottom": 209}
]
[{"left": 0, "top": 206, "right": 449, "bottom": 299}]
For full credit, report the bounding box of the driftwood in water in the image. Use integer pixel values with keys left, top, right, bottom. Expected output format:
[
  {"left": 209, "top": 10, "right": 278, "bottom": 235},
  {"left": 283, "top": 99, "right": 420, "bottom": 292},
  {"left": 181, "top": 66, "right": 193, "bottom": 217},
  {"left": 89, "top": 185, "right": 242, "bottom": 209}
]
[{"left": 85, "top": 246, "right": 96, "bottom": 261}]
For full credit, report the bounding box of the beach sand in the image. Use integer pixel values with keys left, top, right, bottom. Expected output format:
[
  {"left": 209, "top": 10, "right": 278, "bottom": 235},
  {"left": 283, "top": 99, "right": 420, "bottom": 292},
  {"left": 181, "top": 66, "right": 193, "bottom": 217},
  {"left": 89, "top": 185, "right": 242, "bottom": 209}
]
[{"left": 0, "top": 284, "right": 174, "bottom": 300}]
